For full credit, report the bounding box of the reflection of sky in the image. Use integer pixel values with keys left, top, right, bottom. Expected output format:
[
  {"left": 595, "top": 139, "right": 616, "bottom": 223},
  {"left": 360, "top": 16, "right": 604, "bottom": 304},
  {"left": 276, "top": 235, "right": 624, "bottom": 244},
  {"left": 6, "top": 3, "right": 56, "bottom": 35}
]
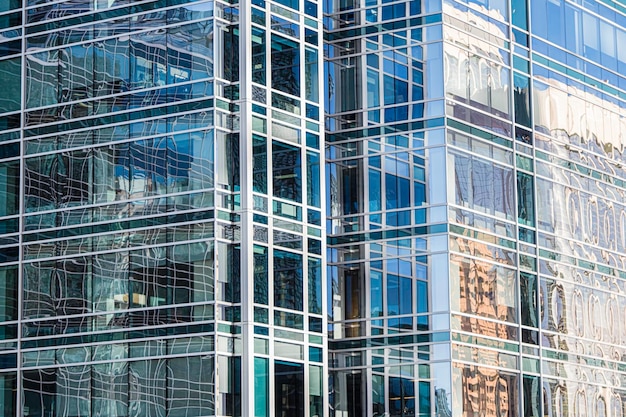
[{"left": 115, "top": 138, "right": 192, "bottom": 183}]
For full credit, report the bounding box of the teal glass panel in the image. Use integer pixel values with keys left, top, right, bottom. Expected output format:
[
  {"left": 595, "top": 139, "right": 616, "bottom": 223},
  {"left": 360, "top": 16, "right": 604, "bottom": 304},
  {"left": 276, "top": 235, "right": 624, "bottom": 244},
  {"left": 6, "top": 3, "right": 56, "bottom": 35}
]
[
  {"left": 0, "top": 0, "right": 21, "bottom": 12},
  {"left": 306, "top": 151, "right": 321, "bottom": 207},
  {"left": 254, "top": 358, "right": 268, "bottom": 417},
  {"left": 253, "top": 134, "right": 267, "bottom": 193},
  {"left": 514, "top": 72, "right": 531, "bottom": 128},
  {"left": 275, "top": 0, "right": 299, "bottom": 11},
  {"left": 92, "top": 356, "right": 128, "bottom": 414},
  {"left": 254, "top": 245, "right": 268, "bottom": 305},
  {"left": 520, "top": 273, "right": 538, "bottom": 327},
  {"left": 217, "top": 244, "right": 241, "bottom": 303},
  {"left": 419, "top": 381, "right": 431, "bottom": 415},
  {"left": 222, "top": 25, "right": 239, "bottom": 82},
  {"left": 0, "top": 160, "right": 18, "bottom": 217},
  {"left": 309, "top": 347, "right": 322, "bottom": 362},
  {"left": 129, "top": 360, "right": 166, "bottom": 416},
  {"left": 0, "top": 266, "right": 17, "bottom": 323},
  {"left": 308, "top": 258, "right": 322, "bottom": 314},
  {"left": 274, "top": 310, "right": 304, "bottom": 329},
  {"left": 0, "top": 58, "right": 20, "bottom": 113},
  {"left": 0, "top": 373, "right": 16, "bottom": 415},
  {"left": 272, "top": 141, "right": 301, "bottom": 203},
  {"left": 23, "top": 258, "right": 92, "bottom": 331},
  {"left": 0, "top": 11, "right": 20, "bottom": 33},
  {"left": 168, "top": 243, "right": 215, "bottom": 321},
  {"left": 274, "top": 250, "right": 303, "bottom": 311},
  {"left": 523, "top": 375, "right": 541, "bottom": 416},
  {"left": 305, "top": 48, "right": 319, "bottom": 102},
  {"left": 309, "top": 365, "right": 323, "bottom": 417},
  {"left": 252, "top": 27, "right": 266, "bottom": 85},
  {"left": 26, "top": 50, "right": 58, "bottom": 109},
  {"left": 414, "top": 181, "right": 425, "bottom": 206},
  {"left": 254, "top": 307, "right": 269, "bottom": 324},
  {"left": 372, "top": 374, "right": 384, "bottom": 415},
  {"left": 416, "top": 280, "right": 428, "bottom": 329},
  {"left": 306, "top": 132, "right": 319, "bottom": 149},
  {"left": 168, "top": 356, "right": 215, "bottom": 416},
  {"left": 271, "top": 35, "right": 300, "bottom": 96},
  {"left": 309, "top": 316, "right": 322, "bottom": 332}
]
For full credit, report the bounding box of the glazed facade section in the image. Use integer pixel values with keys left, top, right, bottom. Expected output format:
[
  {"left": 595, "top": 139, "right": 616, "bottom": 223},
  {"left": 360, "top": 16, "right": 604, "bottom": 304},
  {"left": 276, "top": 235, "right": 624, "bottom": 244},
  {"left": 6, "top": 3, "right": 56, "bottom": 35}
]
[
  {"left": 326, "top": 0, "right": 626, "bottom": 416},
  {"left": 0, "top": 0, "right": 325, "bottom": 416},
  {"left": 325, "top": 0, "right": 449, "bottom": 414}
]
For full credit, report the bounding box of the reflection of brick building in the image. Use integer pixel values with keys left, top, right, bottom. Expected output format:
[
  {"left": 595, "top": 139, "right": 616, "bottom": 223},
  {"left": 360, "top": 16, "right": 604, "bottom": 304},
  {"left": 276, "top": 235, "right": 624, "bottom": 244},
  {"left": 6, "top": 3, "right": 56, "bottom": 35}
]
[
  {"left": 454, "top": 364, "right": 518, "bottom": 417},
  {"left": 452, "top": 236, "right": 517, "bottom": 340}
]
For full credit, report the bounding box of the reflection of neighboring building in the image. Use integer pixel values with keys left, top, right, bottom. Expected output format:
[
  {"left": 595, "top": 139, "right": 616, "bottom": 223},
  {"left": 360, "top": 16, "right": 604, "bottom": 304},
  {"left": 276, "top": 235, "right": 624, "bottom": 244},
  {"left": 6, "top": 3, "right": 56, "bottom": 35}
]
[
  {"left": 5, "top": 0, "right": 325, "bottom": 416},
  {"left": 327, "top": 0, "right": 626, "bottom": 415},
  {"left": 3, "top": 0, "right": 626, "bottom": 415}
]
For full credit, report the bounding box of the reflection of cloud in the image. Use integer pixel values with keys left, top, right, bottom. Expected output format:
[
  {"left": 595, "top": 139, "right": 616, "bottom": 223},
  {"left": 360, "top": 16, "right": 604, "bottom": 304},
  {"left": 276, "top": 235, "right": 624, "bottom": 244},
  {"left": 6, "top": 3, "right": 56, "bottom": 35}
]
[
  {"left": 533, "top": 75, "right": 626, "bottom": 158},
  {"left": 443, "top": 2, "right": 509, "bottom": 50}
]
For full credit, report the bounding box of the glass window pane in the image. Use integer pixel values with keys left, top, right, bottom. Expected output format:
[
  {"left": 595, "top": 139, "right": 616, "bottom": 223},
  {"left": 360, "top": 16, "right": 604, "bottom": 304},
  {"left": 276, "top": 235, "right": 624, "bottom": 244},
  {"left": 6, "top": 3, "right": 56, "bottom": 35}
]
[
  {"left": 0, "top": 161, "right": 19, "bottom": 217},
  {"left": 254, "top": 245, "right": 269, "bottom": 305},
  {"left": 309, "top": 365, "right": 323, "bottom": 417},
  {"left": 26, "top": 50, "right": 58, "bottom": 109},
  {"left": 308, "top": 258, "right": 322, "bottom": 314},
  {"left": 92, "top": 359, "right": 128, "bottom": 416},
  {"left": 371, "top": 270, "right": 383, "bottom": 317},
  {"left": 167, "top": 20, "right": 214, "bottom": 84},
  {"left": 23, "top": 369, "right": 56, "bottom": 417},
  {"left": 253, "top": 135, "right": 267, "bottom": 193},
  {"left": 273, "top": 141, "right": 302, "bottom": 202},
  {"left": 168, "top": 356, "right": 215, "bottom": 416},
  {"left": 0, "top": 372, "right": 15, "bottom": 414},
  {"left": 273, "top": 250, "right": 303, "bottom": 311},
  {"left": 252, "top": 27, "right": 266, "bottom": 85},
  {"left": 275, "top": 361, "right": 304, "bottom": 417},
  {"left": 517, "top": 171, "right": 535, "bottom": 226},
  {"left": 130, "top": 31, "right": 167, "bottom": 90},
  {"left": 254, "top": 358, "right": 269, "bottom": 417},
  {"left": 94, "top": 38, "right": 130, "bottom": 100},
  {"left": 306, "top": 151, "right": 320, "bottom": 207},
  {"left": 271, "top": 35, "right": 300, "bottom": 96},
  {"left": 0, "top": 58, "right": 20, "bottom": 113},
  {"left": 129, "top": 360, "right": 166, "bottom": 417},
  {"left": 0, "top": 266, "right": 17, "bottom": 323},
  {"left": 305, "top": 48, "right": 318, "bottom": 101}
]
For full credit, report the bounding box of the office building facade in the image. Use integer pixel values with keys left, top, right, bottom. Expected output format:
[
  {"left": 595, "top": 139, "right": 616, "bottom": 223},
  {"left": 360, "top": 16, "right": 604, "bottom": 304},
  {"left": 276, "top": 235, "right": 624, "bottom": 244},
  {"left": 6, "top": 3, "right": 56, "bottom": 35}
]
[
  {"left": 1, "top": 0, "right": 626, "bottom": 416},
  {"left": 325, "top": 0, "right": 626, "bottom": 416},
  {"left": 0, "top": 0, "right": 325, "bottom": 415}
]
